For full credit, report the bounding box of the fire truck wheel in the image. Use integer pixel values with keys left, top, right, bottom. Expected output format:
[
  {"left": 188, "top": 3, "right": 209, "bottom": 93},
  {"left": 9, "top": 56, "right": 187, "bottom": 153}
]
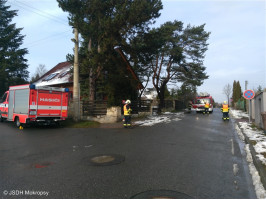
[
  {"left": 0, "top": 115, "right": 3, "bottom": 122},
  {"left": 15, "top": 117, "right": 21, "bottom": 128}
]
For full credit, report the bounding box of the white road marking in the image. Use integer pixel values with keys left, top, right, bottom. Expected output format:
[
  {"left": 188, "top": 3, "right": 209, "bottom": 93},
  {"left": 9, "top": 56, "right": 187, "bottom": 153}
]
[
  {"left": 233, "top": 164, "right": 239, "bottom": 176},
  {"left": 230, "top": 139, "right": 235, "bottom": 155}
]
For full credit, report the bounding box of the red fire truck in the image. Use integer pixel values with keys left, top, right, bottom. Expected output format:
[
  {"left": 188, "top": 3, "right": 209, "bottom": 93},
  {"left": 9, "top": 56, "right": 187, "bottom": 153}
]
[
  {"left": 192, "top": 92, "right": 214, "bottom": 113},
  {"left": 0, "top": 84, "right": 69, "bottom": 127}
]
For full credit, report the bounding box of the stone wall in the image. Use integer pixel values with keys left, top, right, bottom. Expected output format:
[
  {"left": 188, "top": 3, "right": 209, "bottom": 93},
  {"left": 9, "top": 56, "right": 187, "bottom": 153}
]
[{"left": 82, "top": 106, "right": 122, "bottom": 123}]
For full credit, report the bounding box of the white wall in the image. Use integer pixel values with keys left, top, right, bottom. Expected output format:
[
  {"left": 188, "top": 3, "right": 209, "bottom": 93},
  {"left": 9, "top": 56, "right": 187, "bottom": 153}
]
[
  {"left": 254, "top": 92, "right": 266, "bottom": 129},
  {"left": 251, "top": 99, "right": 255, "bottom": 120}
]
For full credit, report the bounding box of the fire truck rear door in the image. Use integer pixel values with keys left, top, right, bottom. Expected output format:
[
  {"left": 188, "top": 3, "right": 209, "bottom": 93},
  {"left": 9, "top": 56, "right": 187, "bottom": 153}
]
[{"left": 37, "top": 91, "right": 62, "bottom": 117}]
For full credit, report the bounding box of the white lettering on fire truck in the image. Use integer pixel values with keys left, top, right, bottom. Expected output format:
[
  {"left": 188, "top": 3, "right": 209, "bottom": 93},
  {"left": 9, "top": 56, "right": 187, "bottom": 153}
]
[{"left": 40, "top": 98, "right": 60, "bottom": 103}]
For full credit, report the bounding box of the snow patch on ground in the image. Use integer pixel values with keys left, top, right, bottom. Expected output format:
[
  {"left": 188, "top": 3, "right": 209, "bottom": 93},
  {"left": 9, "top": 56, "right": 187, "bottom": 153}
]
[
  {"left": 235, "top": 124, "right": 245, "bottom": 141},
  {"left": 231, "top": 109, "right": 249, "bottom": 119},
  {"left": 245, "top": 145, "right": 266, "bottom": 198},
  {"left": 134, "top": 112, "right": 184, "bottom": 126},
  {"left": 232, "top": 109, "right": 266, "bottom": 197},
  {"left": 238, "top": 122, "right": 266, "bottom": 165},
  {"left": 134, "top": 116, "right": 171, "bottom": 126}
]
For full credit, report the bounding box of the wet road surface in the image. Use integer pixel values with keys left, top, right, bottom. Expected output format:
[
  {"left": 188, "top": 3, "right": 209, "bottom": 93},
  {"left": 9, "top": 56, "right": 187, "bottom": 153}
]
[{"left": 0, "top": 108, "right": 256, "bottom": 198}]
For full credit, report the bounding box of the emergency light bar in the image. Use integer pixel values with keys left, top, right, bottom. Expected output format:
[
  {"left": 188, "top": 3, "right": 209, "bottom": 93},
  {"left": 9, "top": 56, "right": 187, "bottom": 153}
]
[
  {"left": 198, "top": 92, "right": 210, "bottom": 97},
  {"left": 9, "top": 84, "right": 69, "bottom": 92},
  {"left": 35, "top": 85, "right": 68, "bottom": 92}
]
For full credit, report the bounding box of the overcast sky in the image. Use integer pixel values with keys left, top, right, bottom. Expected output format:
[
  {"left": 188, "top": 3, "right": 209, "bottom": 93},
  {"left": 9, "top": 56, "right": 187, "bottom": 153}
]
[{"left": 6, "top": 0, "right": 266, "bottom": 103}]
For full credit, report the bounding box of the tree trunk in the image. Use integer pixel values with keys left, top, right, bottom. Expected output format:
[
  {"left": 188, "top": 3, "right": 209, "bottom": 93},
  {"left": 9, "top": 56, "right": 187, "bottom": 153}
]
[
  {"left": 158, "top": 86, "right": 166, "bottom": 114},
  {"left": 89, "top": 68, "right": 96, "bottom": 101}
]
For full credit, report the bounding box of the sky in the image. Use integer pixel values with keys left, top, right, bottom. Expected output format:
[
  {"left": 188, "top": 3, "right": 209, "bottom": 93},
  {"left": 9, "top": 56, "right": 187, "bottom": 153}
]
[{"left": 6, "top": 0, "right": 266, "bottom": 103}]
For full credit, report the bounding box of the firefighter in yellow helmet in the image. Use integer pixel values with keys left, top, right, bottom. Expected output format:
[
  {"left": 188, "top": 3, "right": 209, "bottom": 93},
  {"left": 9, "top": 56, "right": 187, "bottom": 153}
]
[
  {"left": 221, "top": 101, "right": 230, "bottom": 120},
  {"left": 123, "top": 100, "right": 132, "bottom": 128},
  {"left": 188, "top": 100, "right": 192, "bottom": 112},
  {"left": 203, "top": 101, "right": 210, "bottom": 114}
]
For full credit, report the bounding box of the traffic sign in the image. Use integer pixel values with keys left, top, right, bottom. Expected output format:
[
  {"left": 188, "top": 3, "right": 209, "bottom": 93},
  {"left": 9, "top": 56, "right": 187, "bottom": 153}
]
[{"left": 243, "top": 90, "right": 255, "bottom": 100}]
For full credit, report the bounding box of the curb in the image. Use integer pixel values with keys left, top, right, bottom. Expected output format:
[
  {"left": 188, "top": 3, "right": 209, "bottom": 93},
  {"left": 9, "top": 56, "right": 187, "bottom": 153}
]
[{"left": 235, "top": 120, "right": 266, "bottom": 190}]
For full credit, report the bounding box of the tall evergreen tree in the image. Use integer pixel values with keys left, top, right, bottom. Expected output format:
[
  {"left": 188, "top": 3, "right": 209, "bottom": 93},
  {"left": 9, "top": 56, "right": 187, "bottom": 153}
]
[
  {"left": 236, "top": 81, "right": 242, "bottom": 101},
  {"left": 57, "top": 0, "right": 163, "bottom": 105},
  {"left": 232, "top": 80, "right": 242, "bottom": 107},
  {"left": 232, "top": 80, "right": 237, "bottom": 106},
  {"left": 0, "top": 0, "right": 29, "bottom": 96}
]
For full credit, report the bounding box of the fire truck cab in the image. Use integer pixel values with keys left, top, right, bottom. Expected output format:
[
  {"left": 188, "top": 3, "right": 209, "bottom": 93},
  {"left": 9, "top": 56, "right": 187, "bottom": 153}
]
[
  {"left": 0, "top": 84, "right": 69, "bottom": 127},
  {"left": 192, "top": 92, "right": 214, "bottom": 113}
]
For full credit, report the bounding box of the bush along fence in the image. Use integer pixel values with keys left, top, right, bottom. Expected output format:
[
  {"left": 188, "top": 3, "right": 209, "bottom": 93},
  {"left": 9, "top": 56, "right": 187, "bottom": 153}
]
[
  {"left": 68, "top": 99, "right": 186, "bottom": 123},
  {"left": 235, "top": 99, "right": 246, "bottom": 111}
]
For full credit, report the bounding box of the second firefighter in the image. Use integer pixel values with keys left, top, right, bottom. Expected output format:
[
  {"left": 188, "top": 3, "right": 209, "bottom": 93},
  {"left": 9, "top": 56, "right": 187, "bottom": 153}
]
[{"left": 123, "top": 100, "right": 132, "bottom": 128}]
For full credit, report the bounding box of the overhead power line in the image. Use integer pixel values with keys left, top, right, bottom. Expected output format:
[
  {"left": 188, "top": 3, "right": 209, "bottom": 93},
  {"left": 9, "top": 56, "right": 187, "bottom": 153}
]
[
  {"left": 24, "top": 30, "right": 72, "bottom": 48},
  {"left": 9, "top": 0, "right": 69, "bottom": 27},
  {"left": 14, "top": 0, "right": 67, "bottom": 24}
]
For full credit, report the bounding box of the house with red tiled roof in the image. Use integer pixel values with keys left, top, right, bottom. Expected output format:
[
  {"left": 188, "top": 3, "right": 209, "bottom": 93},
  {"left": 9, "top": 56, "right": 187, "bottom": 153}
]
[
  {"left": 33, "top": 56, "right": 143, "bottom": 101},
  {"left": 33, "top": 61, "right": 73, "bottom": 92},
  {"left": 33, "top": 57, "right": 145, "bottom": 121}
]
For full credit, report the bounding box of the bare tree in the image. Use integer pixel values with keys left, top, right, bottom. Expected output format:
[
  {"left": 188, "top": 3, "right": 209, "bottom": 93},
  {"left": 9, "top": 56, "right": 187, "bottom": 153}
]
[
  {"left": 223, "top": 83, "right": 232, "bottom": 105},
  {"left": 30, "top": 64, "right": 47, "bottom": 83}
]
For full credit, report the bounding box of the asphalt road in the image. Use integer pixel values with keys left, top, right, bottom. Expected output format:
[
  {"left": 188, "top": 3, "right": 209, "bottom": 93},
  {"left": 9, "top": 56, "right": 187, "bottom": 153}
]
[{"left": 0, "top": 108, "right": 256, "bottom": 198}]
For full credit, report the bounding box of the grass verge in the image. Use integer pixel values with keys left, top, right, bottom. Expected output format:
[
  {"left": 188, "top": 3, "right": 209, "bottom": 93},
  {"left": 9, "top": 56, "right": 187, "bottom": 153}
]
[{"left": 62, "top": 119, "right": 100, "bottom": 128}]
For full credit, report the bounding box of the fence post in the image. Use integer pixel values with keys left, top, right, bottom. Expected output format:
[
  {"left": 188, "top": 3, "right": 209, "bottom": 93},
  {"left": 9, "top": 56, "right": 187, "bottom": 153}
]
[{"left": 80, "top": 101, "right": 83, "bottom": 120}]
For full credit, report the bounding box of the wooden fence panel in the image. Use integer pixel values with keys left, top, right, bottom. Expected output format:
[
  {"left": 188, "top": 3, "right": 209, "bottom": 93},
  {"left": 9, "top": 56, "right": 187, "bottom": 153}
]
[
  {"left": 175, "top": 100, "right": 186, "bottom": 110},
  {"left": 83, "top": 100, "right": 108, "bottom": 116},
  {"left": 163, "top": 100, "right": 174, "bottom": 109}
]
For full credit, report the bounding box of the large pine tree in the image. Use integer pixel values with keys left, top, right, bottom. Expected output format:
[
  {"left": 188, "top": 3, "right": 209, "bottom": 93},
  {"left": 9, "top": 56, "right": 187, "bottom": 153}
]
[
  {"left": 131, "top": 21, "right": 210, "bottom": 111},
  {"left": 58, "top": 0, "right": 162, "bottom": 105},
  {"left": 0, "top": 0, "right": 29, "bottom": 96}
]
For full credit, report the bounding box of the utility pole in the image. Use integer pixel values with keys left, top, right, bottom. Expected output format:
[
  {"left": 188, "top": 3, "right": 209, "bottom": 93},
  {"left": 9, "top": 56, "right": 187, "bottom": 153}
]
[
  {"left": 73, "top": 28, "right": 80, "bottom": 121},
  {"left": 245, "top": 80, "right": 248, "bottom": 112}
]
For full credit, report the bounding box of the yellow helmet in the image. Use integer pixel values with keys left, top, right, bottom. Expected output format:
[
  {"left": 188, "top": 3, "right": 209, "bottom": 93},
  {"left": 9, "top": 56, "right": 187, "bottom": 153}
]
[
  {"left": 125, "top": 100, "right": 131, "bottom": 104},
  {"left": 224, "top": 101, "right": 227, "bottom": 104}
]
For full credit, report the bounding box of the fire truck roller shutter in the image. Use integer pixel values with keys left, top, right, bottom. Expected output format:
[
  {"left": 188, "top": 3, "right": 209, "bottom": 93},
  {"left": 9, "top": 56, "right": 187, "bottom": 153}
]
[{"left": 14, "top": 89, "right": 30, "bottom": 115}]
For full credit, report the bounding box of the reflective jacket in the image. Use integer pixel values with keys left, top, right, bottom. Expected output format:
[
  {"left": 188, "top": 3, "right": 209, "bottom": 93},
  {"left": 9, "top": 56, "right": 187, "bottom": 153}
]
[
  {"left": 204, "top": 103, "right": 210, "bottom": 108},
  {"left": 221, "top": 104, "right": 229, "bottom": 112},
  {"left": 123, "top": 104, "right": 132, "bottom": 116}
]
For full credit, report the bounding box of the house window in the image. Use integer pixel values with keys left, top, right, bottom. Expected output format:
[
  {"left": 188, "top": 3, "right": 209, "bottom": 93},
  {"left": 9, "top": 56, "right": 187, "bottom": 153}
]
[
  {"left": 43, "top": 73, "right": 59, "bottom": 81},
  {"left": 58, "top": 71, "right": 69, "bottom": 78}
]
